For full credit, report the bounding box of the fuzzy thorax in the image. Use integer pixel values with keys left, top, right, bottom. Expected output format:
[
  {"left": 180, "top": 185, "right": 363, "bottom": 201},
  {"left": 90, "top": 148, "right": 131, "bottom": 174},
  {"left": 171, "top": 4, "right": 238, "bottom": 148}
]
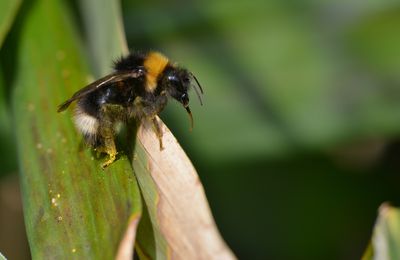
[{"left": 143, "top": 51, "right": 169, "bottom": 92}]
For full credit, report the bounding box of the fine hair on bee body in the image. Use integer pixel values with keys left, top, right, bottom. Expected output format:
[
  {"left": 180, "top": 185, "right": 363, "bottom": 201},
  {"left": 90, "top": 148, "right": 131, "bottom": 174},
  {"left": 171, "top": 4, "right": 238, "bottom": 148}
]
[{"left": 57, "top": 50, "right": 203, "bottom": 168}]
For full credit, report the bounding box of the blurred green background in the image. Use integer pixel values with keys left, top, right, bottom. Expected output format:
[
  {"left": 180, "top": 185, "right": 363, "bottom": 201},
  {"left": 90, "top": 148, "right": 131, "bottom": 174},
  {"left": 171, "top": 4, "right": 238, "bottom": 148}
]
[{"left": 1, "top": 0, "right": 400, "bottom": 259}]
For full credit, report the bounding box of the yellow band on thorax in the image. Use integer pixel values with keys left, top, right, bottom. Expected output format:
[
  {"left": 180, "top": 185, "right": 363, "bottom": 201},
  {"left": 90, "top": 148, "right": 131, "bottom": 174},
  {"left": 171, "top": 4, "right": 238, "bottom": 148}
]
[{"left": 143, "top": 51, "right": 169, "bottom": 92}]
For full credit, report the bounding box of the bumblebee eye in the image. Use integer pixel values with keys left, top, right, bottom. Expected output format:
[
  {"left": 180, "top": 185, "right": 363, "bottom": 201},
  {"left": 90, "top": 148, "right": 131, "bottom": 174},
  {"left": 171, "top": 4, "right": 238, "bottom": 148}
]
[
  {"left": 167, "top": 75, "right": 179, "bottom": 84},
  {"left": 137, "top": 67, "right": 145, "bottom": 76}
]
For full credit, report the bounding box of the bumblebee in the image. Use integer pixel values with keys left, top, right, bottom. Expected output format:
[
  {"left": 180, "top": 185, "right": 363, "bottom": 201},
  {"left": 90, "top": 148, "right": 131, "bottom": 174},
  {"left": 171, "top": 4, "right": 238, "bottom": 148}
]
[{"left": 58, "top": 51, "right": 203, "bottom": 168}]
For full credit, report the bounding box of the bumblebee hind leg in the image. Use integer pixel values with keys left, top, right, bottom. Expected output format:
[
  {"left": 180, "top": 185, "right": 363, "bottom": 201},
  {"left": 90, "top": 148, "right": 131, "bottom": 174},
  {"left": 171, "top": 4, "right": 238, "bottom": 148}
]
[
  {"left": 93, "top": 125, "right": 117, "bottom": 169},
  {"left": 96, "top": 104, "right": 125, "bottom": 169},
  {"left": 96, "top": 135, "right": 117, "bottom": 169}
]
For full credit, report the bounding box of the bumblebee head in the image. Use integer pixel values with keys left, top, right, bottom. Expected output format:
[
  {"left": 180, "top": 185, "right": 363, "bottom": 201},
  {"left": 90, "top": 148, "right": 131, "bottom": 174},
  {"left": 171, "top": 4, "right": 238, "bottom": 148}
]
[
  {"left": 164, "top": 68, "right": 190, "bottom": 106},
  {"left": 163, "top": 66, "right": 203, "bottom": 130}
]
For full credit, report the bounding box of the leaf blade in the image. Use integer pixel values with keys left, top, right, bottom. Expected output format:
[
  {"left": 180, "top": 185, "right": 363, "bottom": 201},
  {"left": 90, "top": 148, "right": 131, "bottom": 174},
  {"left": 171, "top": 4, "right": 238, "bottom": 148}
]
[
  {"left": 0, "top": 0, "right": 22, "bottom": 49},
  {"left": 133, "top": 119, "right": 236, "bottom": 259},
  {"left": 363, "top": 203, "right": 400, "bottom": 260},
  {"left": 11, "top": 0, "right": 141, "bottom": 258}
]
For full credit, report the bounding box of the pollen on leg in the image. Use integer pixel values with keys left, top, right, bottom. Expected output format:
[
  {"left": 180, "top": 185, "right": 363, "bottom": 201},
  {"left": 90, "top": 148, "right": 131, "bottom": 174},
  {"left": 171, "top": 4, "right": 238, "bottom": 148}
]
[
  {"left": 101, "top": 150, "right": 117, "bottom": 169},
  {"left": 99, "top": 136, "right": 118, "bottom": 169},
  {"left": 96, "top": 144, "right": 118, "bottom": 169}
]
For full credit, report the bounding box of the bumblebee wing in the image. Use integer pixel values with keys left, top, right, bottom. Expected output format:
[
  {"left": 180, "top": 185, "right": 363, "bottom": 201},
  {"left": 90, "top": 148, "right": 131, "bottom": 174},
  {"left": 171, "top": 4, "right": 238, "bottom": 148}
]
[{"left": 57, "top": 69, "right": 143, "bottom": 112}]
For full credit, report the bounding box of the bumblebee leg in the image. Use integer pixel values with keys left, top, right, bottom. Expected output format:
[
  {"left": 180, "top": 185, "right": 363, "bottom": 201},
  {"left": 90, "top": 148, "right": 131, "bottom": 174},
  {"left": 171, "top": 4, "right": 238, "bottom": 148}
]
[
  {"left": 134, "top": 96, "right": 166, "bottom": 150},
  {"left": 97, "top": 104, "right": 123, "bottom": 169},
  {"left": 100, "top": 135, "right": 117, "bottom": 169},
  {"left": 95, "top": 124, "right": 117, "bottom": 169},
  {"left": 152, "top": 117, "right": 164, "bottom": 150}
]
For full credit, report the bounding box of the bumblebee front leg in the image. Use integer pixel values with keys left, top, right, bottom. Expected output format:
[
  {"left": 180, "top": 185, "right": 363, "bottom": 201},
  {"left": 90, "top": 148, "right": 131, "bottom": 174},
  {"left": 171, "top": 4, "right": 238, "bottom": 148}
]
[
  {"left": 134, "top": 96, "right": 165, "bottom": 150},
  {"left": 152, "top": 117, "right": 164, "bottom": 150}
]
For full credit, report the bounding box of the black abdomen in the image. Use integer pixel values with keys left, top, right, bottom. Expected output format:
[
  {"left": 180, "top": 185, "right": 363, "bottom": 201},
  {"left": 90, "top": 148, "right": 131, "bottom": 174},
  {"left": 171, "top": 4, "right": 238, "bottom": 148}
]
[{"left": 77, "top": 83, "right": 135, "bottom": 118}]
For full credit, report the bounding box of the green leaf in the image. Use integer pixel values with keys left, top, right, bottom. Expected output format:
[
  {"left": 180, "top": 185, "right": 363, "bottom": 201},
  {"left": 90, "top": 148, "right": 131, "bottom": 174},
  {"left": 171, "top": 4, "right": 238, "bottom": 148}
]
[
  {"left": 362, "top": 204, "right": 400, "bottom": 260},
  {"left": 9, "top": 0, "right": 141, "bottom": 258},
  {"left": 0, "top": 0, "right": 21, "bottom": 175},
  {"left": 0, "top": 0, "right": 22, "bottom": 49},
  {"left": 0, "top": 252, "right": 6, "bottom": 260},
  {"left": 0, "top": 66, "right": 17, "bottom": 174}
]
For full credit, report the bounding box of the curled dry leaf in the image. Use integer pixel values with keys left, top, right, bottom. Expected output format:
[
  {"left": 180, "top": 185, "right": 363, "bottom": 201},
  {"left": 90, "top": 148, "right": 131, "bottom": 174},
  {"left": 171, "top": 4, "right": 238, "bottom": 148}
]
[
  {"left": 116, "top": 213, "right": 141, "bottom": 260},
  {"left": 132, "top": 117, "right": 236, "bottom": 260},
  {"left": 362, "top": 203, "right": 400, "bottom": 260}
]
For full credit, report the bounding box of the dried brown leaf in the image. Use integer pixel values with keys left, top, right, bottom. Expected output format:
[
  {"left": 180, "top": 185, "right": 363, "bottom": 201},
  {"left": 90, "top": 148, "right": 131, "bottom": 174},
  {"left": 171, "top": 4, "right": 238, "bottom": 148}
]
[{"left": 133, "top": 117, "right": 236, "bottom": 259}]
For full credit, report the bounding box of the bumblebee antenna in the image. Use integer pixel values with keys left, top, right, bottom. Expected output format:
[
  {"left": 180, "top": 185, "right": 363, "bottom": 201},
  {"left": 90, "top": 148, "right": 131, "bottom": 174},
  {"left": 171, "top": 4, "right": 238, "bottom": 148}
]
[
  {"left": 185, "top": 106, "right": 194, "bottom": 131},
  {"left": 190, "top": 73, "right": 204, "bottom": 106}
]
